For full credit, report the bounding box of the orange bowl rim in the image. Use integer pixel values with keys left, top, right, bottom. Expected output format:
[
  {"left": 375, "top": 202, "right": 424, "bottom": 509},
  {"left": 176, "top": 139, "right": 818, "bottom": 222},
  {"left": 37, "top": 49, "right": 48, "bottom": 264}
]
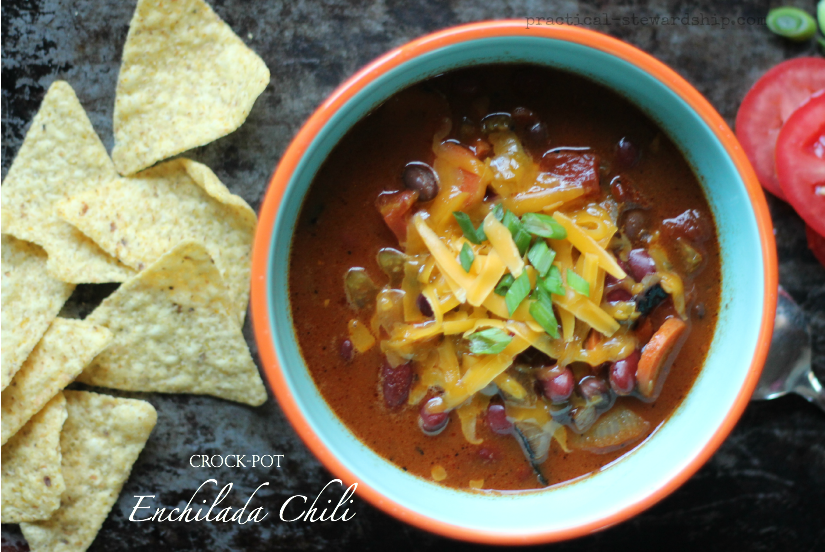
[{"left": 250, "top": 20, "right": 778, "bottom": 545}]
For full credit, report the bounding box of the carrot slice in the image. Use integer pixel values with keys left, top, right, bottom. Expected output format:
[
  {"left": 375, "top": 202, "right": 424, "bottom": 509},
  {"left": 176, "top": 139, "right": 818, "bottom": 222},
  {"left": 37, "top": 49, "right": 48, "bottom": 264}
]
[
  {"left": 636, "top": 317, "right": 687, "bottom": 398},
  {"left": 584, "top": 329, "right": 601, "bottom": 351}
]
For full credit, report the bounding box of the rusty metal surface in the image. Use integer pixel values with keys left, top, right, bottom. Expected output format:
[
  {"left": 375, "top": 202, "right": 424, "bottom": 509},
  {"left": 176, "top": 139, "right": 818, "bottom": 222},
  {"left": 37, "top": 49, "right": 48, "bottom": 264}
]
[{"left": 2, "top": 1, "right": 824, "bottom": 550}]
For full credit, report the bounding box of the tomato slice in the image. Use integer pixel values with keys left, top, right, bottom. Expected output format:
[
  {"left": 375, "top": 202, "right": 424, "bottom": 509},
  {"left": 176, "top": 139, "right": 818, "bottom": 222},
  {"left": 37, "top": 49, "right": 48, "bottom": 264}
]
[
  {"left": 735, "top": 57, "right": 825, "bottom": 200},
  {"left": 776, "top": 92, "right": 825, "bottom": 237},
  {"left": 806, "top": 225, "right": 825, "bottom": 268}
]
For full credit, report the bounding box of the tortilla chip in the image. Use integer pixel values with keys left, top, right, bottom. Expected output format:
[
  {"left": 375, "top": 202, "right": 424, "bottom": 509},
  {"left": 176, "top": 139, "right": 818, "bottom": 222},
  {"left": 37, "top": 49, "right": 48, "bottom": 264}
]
[
  {"left": 1, "top": 393, "right": 68, "bottom": 523},
  {"left": 57, "top": 158, "right": 256, "bottom": 323},
  {"left": 1, "top": 235, "right": 76, "bottom": 390},
  {"left": 2, "top": 319, "right": 113, "bottom": 445},
  {"left": 77, "top": 241, "right": 267, "bottom": 406},
  {"left": 0, "top": 81, "right": 135, "bottom": 283},
  {"left": 20, "top": 391, "right": 157, "bottom": 552},
  {"left": 111, "top": 0, "right": 270, "bottom": 175}
]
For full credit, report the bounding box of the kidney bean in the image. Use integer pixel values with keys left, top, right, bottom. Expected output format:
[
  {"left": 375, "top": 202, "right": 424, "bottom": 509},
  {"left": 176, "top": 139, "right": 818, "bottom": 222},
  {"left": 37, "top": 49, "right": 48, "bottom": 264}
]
[
  {"left": 627, "top": 249, "right": 656, "bottom": 281},
  {"left": 579, "top": 376, "right": 612, "bottom": 411},
  {"left": 614, "top": 137, "right": 640, "bottom": 169},
  {"left": 478, "top": 446, "right": 499, "bottom": 463},
  {"left": 604, "top": 273, "right": 621, "bottom": 289},
  {"left": 382, "top": 361, "right": 413, "bottom": 408},
  {"left": 538, "top": 365, "right": 574, "bottom": 404},
  {"left": 623, "top": 209, "right": 648, "bottom": 241},
  {"left": 486, "top": 403, "right": 513, "bottom": 435},
  {"left": 417, "top": 293, "right": 434, "bottom": 317},
  {"left": 402, "top": 162, "right": 439, "bottom": 202},
  {"left": 419, "top": 397, "right": 449, "bottom": 434},
  {"left": 339, "top": 339, "right": 354, "bottom": 362},
  {"left": 610, "top": 350, "right": 640, "bottom": 395},
  {"left": 606, "top": 288, "right": 633, "bottom": 303}
]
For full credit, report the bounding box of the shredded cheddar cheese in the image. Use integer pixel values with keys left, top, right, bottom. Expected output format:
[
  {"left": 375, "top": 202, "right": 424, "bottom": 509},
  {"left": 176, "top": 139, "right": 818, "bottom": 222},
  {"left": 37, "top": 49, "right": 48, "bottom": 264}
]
[{"left": 359, "top": 118, "right": 693, "bottom": 455}]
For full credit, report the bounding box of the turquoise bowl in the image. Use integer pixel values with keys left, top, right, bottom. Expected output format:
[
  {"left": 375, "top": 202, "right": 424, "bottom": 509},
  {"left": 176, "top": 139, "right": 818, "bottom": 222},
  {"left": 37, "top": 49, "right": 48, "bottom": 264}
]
[{"left": 251, "top": 22, "right": 776, "bottom": 544}]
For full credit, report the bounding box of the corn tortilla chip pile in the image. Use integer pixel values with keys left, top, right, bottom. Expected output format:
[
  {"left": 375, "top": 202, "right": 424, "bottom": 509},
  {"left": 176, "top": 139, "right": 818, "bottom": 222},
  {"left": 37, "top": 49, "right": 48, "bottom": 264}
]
[
  {"left": 58, "top": 158, "right": 257, "bottom": 324},
  {"left": 112, "top": 0, "right": 270, "bottom": 175},
  {"left": 1, "top": 235, "right": 75, "bottom": 390},
  {"left": 21, "top": 391, "right": 157, "bottom": 552},
  {"left": 2, "top": 0, "right": 271, "bottom": 547},
  {"left": 1, "top": 319, "right": 112, "bottom": 445},
  {"left": 78, "top": 241, "right": 267, "bottom": 406},
  {"left": 1, "top": 394, "right": 68, "bottom": 524},
  {"left": 0, "top": 82, "right": 136, "bottom": 284}
]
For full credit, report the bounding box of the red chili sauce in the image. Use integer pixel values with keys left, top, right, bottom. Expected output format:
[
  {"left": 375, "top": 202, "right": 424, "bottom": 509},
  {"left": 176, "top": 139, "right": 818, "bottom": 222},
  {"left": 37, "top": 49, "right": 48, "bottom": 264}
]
[{"left": 289, "top": 65, "right": 721, "bottom": 491}]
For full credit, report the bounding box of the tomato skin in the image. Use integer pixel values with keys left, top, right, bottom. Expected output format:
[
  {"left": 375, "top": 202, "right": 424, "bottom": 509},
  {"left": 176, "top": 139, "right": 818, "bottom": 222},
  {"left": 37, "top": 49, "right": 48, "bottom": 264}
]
[
  {"left": 735, "top": 57, "right": 825, "bottom": 200},
  {"left": 806, "top": 225, "right": 825, "bottom": 269},
  {"left": 376, "top": 190, "right": 418, "bottom": 243},
  {"left": 539, "top": 151, "right": 600, "bottom": 196},
  {"left": 775, "top": 92, "right": 825, "bottom": 237}
]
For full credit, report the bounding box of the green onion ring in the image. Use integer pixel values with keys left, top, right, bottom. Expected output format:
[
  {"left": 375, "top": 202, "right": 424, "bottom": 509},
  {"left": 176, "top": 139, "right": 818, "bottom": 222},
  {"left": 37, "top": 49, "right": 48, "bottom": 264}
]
[{"left": 767, "top": 7, "right": 817, "bottom": 41}]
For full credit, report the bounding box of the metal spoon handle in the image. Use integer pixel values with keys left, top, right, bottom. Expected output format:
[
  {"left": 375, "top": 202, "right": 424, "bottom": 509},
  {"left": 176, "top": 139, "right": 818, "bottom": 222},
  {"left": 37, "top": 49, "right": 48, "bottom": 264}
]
[{"left": 794, "top": 371, "right": 825, "bottom": 413}]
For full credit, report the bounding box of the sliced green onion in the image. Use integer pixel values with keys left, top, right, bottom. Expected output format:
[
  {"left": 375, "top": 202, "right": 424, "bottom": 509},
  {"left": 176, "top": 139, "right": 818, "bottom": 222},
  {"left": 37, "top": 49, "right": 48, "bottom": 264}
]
[
  {"left": 452, "top": 211, "right": 485, "bottom": 244},
  {"left": 459, "top": 242, "right": 475, "bottom": 272},
  {"left": 767, "top": 7, "right": 817, "bottom": 41},
  {"left": 493, "top": 203, "right": 505, "bottom": 221},
  {"left": 494, "top": 274, "right": 515, "bottom": 296},
  {"left": 530, "top": 289, "right": 560, "bottom": 339},
  {"left": 502, "top": 210, "right": 522, "bottom": 236},
  {"left": 819, "top": 0, "right": 825, "bottom": 49},
  {"left": 538, "top": 265, "right": 565, "bottom": 295},
  {"left": 467, "top": 328, "right": 513, "bottom": 355},
  {"left": 819, "top": 0, "right": 825, "bottom": 33},
  {"left": 505, "top": 271, "right": 531, "bottom": 315},
  {"left": 521, "top": 212, "right": 567, "bottom": 239},
  {"left": 567, "top": 269, "right": 590, "bottom": 297},
  {"left": 527, "top": 240, "right": 556, "bottom": 277},
  {"left": 513, "top": 227, "right": 532, "bottom": 257}
]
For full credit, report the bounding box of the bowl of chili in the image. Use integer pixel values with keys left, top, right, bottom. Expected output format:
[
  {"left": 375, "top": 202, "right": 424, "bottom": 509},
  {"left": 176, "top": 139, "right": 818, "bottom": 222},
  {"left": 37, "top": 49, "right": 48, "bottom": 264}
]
[{"left": 251, "top": 21, "right": 777, "bottom": 544}]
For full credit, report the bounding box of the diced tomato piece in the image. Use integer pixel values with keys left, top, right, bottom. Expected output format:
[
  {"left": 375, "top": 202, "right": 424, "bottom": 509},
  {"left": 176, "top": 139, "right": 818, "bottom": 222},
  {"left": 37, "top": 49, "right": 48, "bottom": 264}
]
[
  {"left": 376, "top": 190, "right": 418, "bottom": 243},
  {"left": 456, "top": 168, "right": 484, "bottom": 208},
  {"left": 662, "top": 208, "right": 713, "bottom": 243},
  {"left": 806, "top": 225, "right": 825, "bottom": 268},
  {"left": 735, "top": 57, "right": 825, "bottom": 200},
  {"left": 539, "top": 151, "right": 600, "bottom": 196},
  {"left": 470, "top": 137, "right": 492, "bottom": 159},
  {"left": 775, "top": 92, "right": 825, "bottom": 237}
]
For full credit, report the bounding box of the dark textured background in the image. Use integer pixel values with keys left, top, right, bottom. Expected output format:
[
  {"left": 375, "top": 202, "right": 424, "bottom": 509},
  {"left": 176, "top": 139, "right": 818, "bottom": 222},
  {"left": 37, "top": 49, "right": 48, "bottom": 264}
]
[{"left": 2, "top": 0, "right": 824, "bottom": 551}]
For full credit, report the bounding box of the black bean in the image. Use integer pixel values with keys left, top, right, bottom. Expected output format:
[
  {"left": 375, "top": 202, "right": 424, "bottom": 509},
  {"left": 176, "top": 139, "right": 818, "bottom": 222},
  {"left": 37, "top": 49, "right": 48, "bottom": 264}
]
[
  {"left": 578, "top": 376, "right": 613, "bottom": 412},
  {"left": 623, "top": 209, "right": 648, "bottom": 241},
  {"left": 416, "top": 293, "right": 434, "bottom": 317},
  {"left": 525, "top": 121, "right": 549, "bottom": 148},
  {"left": 615, "top": 137, "right": 640, "bottom": 169},
  {"left": 402, "top": 162, "right": 439, "bottom": 202}
]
